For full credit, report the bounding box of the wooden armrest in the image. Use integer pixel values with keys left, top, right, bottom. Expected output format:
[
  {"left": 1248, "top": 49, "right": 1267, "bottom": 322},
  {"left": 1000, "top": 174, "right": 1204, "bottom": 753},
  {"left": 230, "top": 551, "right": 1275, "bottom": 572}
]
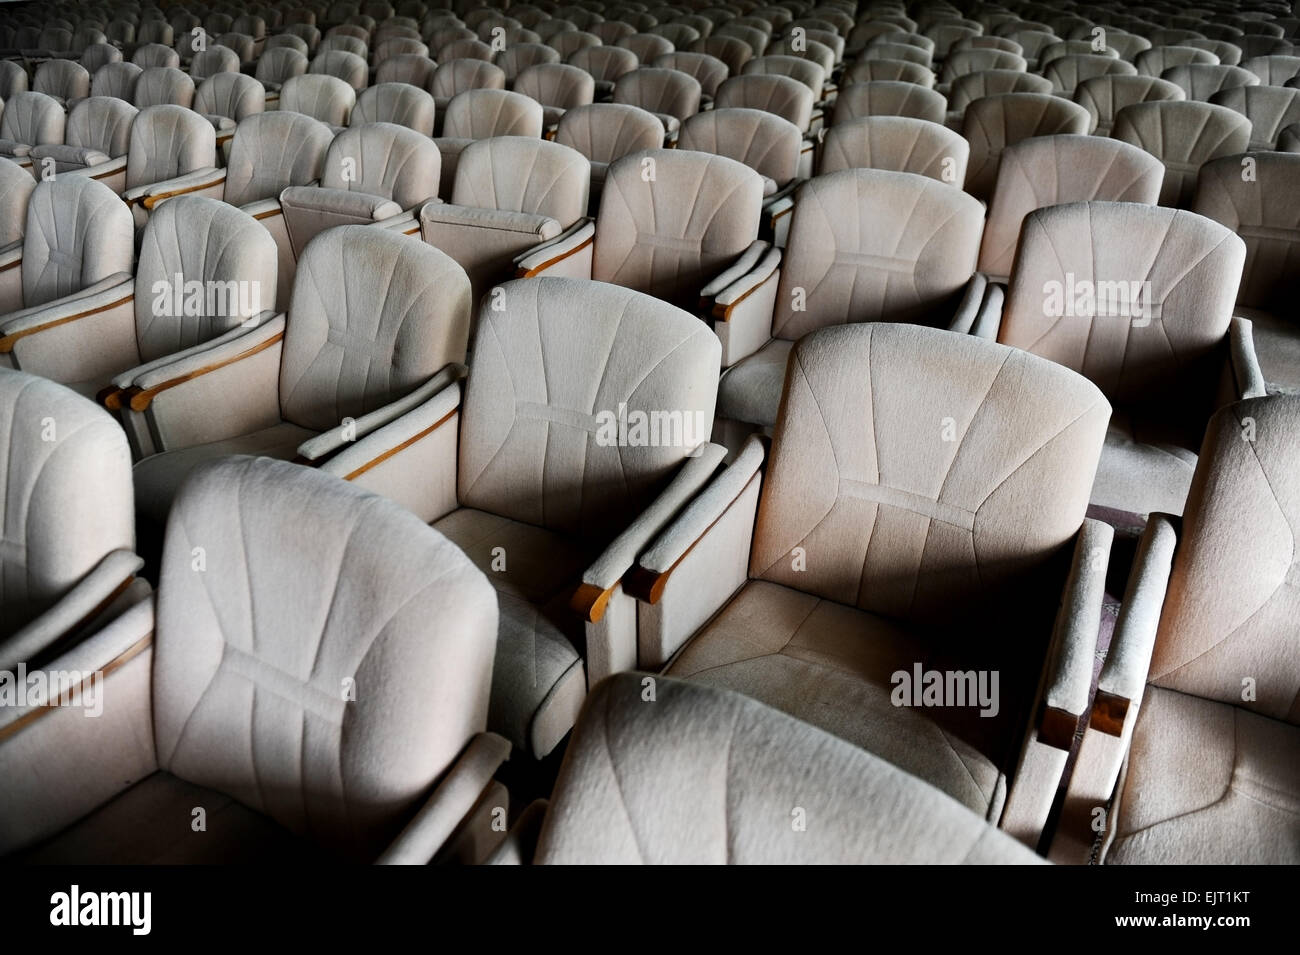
[
  {"left": 127, "top": 328, "right": 283, "bottom": 411},
  {"left": 0, "top": 291, "right": 133, "bottom": 354},
  {"left": 570, "top": 582, "right": 616, "bottom": 624},
  {"left": 341, "top": 403, "right": 458, "bottom": 481}
]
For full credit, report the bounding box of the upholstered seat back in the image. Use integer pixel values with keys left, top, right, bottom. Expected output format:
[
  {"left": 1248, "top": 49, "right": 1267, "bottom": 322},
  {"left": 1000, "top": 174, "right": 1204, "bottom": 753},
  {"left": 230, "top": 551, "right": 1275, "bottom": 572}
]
[
  {"left": 132, "top": 42, "right": 180, "bottom": 70},
  {"left": 772, "top": 169, "right": 984, "bottom": 340},
  {"left": 962, "top": 92, "right": 1091, "bottom": 200},
  {"left": 225, "top": 111, "right": 333, "bottom": 207},
  {"left": 1044, "top": 54, "right": 1137, "bottom": 95},
  {"left": 375, "top": 54, "right": 436, "bottom": 89},
  {"left": 65, "top": 96, "right": 138, "bottom": 158},
  {"left": 651, "top": 51, "right": 729, "bottom": 98},
  {"left": 134, "top": 197, "right": 277, "bottom": 360},
  {"left": 515, "top": 63, "right": 595, "bottom": 112},
  {"left": 457, "top": 277, "right": 720, "bottom": 536},
  {"left": 310, "top": 49, "right": 368, "bottom": 91},
  {"left": 0, "top": 369, "right": 133, "bottom": 639},
  {"left": 190, "top": 45, "right": 241, "bottom": 81},
  {"left": 1193, "top": 152, "right": 1300, "bottom": 314},
  {"left": 613, "top": 68, "right": 703, "bottom": 122},
  {"left": 555, "top": 103, "right": 664, "bottom": 166},
  {"left": 194, "top": 72, "right": 265, "bottom": 122},
  {"left": 351, "top": 82, "right": 436, "bottom": 134},
  {"left": 741, "top": 55, "right": 826, "bottom": 96},
  {"left": 1073, "top": 75, "right": 1185, "bottom": 137},
  {"left": 843, "top": 58, "right": 935, "bottom": 88},
  {"left": 255, "top": 47, "right": 309, "bottom": 88},
  {"left": 946, "top": 70, "right": 1055, "bottom": 114},
  {"left": 430, "top": 58, "right": 506, "bottom": 101},
  {"left": 279, "top": 225, "right": 471, "bottom": 431},
  {"left": 442, "top": 88, "right": 543, "bottom": 139},
  {"left": 0, "top": 93, "right": 65, "bottom": 148},
  {"left": 571, "top": 45, "right": 640, "bottom": 88},
  {"left": 0, "top": 158, "right": 35, "bottom": 247},
  {"left": 91, "top": 62, "right": 142, "bottom": 100},
  {"left": 1111, "top": 101, "right": 1252, "bottom": 207},
  {"left": 1161, "top": 64, "right": 1258, "bottom": 102},
  {"left": 941, "top": 48, "right": 1027, "bottom": 83},
  {"left": 495, "top": 42, "right": 560, "bottom": 82},
  {"left": 126, "top": 104, "right": 215, "bottom": 189},
  {"left": 818, "top": 115, "right": 970, "bottom": 183},
  {"left": 1135, "top": 45, "right": 1219, "bottom": 77},
  {"left": 1000, "top": 201, "right": 1245, "bottom": 405},
  {"left": 678, "top": 108, "right": 801, "bottom": 192},
  {"left": 1241, "top": 54, "right": 1300, "bottom": 86},
  {"left": 832, "top": 80, "right": 947, "bottom": 126},
  {"left": 714, "top": 73, "right": 813, "bottom": 130},
  {"left": 978, "top": 135, "right": 1165, "bottom": 279},
  {"left": 132, "top": 67, "right": 194, "bottom": 108},
  {"left": 750, "top": 323, "right": 1110, "bottom": 626},
  {"left": 322, "top": 122, "right": 439, "bottom": 208},
  {"left": 451, "top": 137, "right": 589, "bottom": 223},
  {"left": 152, "top": 455, "right": 497, "bottom": 860},
  {"left": 1149, "top": 397, "right": 1300, "bottom": 724},
  {"left": 21, "top": 177, "right": 132, "bottom": 308},
  {"left": 1210, "top": 85, "right": 1300, "bottom": 150},
  {"left": 594, "top": 149, "right": 762, "bottom": 307},
  {"left": 691, "top": 35, "right": 754, "bottom": 76},
  {"left": 279, "top": 74, "right": 356, "bottom": 126},
  {"left": 33, "top": 60, "right": 90, "bottom": 101}
]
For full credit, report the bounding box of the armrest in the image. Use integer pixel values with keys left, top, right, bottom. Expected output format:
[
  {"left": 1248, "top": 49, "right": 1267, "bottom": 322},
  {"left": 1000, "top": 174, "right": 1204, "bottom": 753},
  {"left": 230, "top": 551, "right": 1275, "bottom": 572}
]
[
  {"left": 949, "top": 274, "right": 1005, "bottom": 340},
  {"left": 572, "top": 442, "right": 729, "bottom": 624},
  {"left": 1041, "top": 518, "right": 1114, "bottom": 743},
  {"left": 486, "top": 798, "right": 548, "bottom": 865},
  {"left": 420, "top": 202, "right": 562, "bottom": 242},
  {"left": 999, "top": 517, "right": 1113, "bottom": 848},
  {"left": 0, "top": 241, "right": 21, "bottom": 271},
  {"left": 0, "top": 273, "right": 134, "bottom": 342},
  {"left": 120, "top": 312, "right": 286, "bottom": 412},
  {"left": 28, "top": 143, "right": 111, "bottom": 169},
  {"left": 1092, "top": 514, "right": 1177, "bottom": 725},
  {"left": 514, "top": 218, "right": 595, "bottom": 278},
  {"left": 125, "top": 167, "right": 227, "bottom": 209},
  {"left": 700, "top": 238, "right": 771, "bottom": 300},
  {"left": 0, "top": 594, "right": 158, "bottom": 858},
  {"left": 319, "top": 379, "right": 463, "bottom": 524},
  {"left": 1228, "top": 315, "right": 1266, "bottom": 400},
  {"left": 238, "top": 197, "right": 283, "bottom": 220},
  {"left": 104, "top": 310, "right": 279, "bottom": 402},
  {"left": 761, "top": 178, "right": 801, "bottom": 209},
  {"left": 0, "top": 550, "right": 146, "bottom": 675},
  {"left": 280, "top": 185, "right": 404, "bottom": 256},
  {"left": 626, "top": 435, "right": 765, "bottom": 602},
  {"left": 280, "top": 184, "right": 401, "bottom": 220},
  {"left": 375, "top": 732, "right": 511, "bottom": 865},
  {"left": 1047, "top": 514, "right": 1178, "bottom": 864},
  {"left": 946, "top": 272, "right": 988, "bottom": 335},
  {"left": 297, "top": 363, "right": 464, "bottom": 462},
  {"left": 61, "top": 153, "right": 128, "bottom": 191},
  {"left": 705, "top": 243, "right": 782, "bottom": 368}
]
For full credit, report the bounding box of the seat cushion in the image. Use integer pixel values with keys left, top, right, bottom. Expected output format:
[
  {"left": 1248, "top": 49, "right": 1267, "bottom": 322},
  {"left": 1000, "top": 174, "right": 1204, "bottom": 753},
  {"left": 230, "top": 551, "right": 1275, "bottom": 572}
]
[
  {"left": 1237, "top": 306, "right": 1300, "bottom": 395},
  {"left": 1091, "top": 409, "right": 1200, "bottom": 517},
  {"left": 433, "top": 507, "right": 590, "bottom": 757},
  {"left": 717, "top": 338, "right": 791, "bottom": 428},
  {"left": 666, "top": 579, "right": 1033, "bottom": 819},
  {"left": 132, "top": 422, "right": 314, "bottom": 524},
  {"left": 16, "top": 771, "right": 325, "bottom": 863},
  {"left": 1106, "top": 686, "right": 1300, "bottom": 864}
]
